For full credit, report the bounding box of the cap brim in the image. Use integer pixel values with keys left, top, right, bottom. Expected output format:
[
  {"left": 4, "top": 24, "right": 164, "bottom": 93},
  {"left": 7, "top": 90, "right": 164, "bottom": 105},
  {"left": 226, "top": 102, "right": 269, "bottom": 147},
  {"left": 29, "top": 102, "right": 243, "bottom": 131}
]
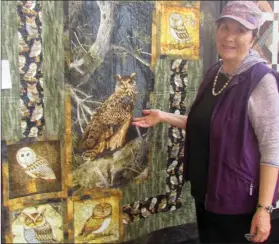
[{"left": 215, "top": 15, "right": 256, "bottom": 30}]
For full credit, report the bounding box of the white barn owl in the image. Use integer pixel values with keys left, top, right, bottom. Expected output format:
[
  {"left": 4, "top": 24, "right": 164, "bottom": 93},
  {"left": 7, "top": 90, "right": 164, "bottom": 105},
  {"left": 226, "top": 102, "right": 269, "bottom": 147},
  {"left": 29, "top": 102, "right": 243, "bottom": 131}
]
[
  {"left": 19, "top": 208, "right": 57, "bottom": 243},
  {"left": 16, "top": 147, "right": 56, "bottom": 180},
  {"left": 169, "top": 13, "right": 191, "bottom": 43}
]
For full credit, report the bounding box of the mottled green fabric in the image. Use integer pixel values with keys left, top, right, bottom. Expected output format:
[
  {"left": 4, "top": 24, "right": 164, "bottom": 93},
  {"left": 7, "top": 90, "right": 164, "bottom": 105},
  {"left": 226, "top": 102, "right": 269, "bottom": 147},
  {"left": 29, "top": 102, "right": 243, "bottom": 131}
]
[
  {"left": 42, "top": 1, "right": 65, "bottom": 138},
  {"left": 1, "top": 1, "right": 22, "bottom": 142}
]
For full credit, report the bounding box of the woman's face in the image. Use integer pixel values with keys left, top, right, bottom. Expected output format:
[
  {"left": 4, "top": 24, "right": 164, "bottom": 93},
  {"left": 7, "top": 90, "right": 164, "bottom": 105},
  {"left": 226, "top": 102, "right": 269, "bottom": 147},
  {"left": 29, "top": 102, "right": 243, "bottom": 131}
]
[{"left": 216, "top": 18, "right": 255, "bottom": 63}]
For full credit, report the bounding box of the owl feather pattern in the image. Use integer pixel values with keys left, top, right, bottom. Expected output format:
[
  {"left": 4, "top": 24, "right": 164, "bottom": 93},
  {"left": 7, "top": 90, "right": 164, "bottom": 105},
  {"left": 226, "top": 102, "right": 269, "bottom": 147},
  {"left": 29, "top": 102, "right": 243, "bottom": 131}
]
[
  {"left": 78, "top": 73, "right": 138, "bottom": 160},
  {"left": 79, "top": 203, "right": 112, "bottom": 238},
  {"left": 19, "top": 208, "right": 57, "bottom": 243},
  {"left": 16, "top": 147, "right": 56, "bottom": 180}
]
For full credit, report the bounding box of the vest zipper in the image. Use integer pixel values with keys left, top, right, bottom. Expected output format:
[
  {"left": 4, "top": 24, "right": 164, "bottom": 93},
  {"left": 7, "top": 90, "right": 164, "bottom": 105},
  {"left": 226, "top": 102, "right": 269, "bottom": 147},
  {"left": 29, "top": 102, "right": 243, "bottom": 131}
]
[{"left": 250, "top": 182, "right": 253, "bottom": 196}]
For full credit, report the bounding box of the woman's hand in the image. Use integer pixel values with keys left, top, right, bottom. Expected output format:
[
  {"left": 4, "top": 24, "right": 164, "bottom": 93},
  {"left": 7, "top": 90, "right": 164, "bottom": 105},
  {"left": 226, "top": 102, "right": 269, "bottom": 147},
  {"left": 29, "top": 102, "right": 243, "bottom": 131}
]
[
  {"left": 250, "top": 208, "right": 271, "bottom": 243},
  {"left": 132, "top": 109, "right": 162, "bottom": 128}
]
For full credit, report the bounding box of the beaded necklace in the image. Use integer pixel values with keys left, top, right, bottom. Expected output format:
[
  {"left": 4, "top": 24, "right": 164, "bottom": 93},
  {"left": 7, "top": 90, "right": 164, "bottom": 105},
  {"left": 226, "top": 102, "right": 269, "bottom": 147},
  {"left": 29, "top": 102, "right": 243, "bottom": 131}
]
[{"left": 212, "top": 65, "right": 235, "bottom": 96}]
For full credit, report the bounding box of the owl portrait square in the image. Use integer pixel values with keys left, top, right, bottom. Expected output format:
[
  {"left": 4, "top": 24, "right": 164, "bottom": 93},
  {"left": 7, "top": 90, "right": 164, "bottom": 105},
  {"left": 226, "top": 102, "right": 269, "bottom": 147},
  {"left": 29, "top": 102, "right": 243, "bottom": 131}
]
[
  {"left": 7, "top": 140, "right": 62, "bottom": 199},
  {"left": 73, "top": 196, "right": 121, "bottom": 243},
  {"left": 11, "top": 203, "right": 64, "bottom": 243},
  {"left": 160, "top": 4, "right": 200, "bottom": 59}
]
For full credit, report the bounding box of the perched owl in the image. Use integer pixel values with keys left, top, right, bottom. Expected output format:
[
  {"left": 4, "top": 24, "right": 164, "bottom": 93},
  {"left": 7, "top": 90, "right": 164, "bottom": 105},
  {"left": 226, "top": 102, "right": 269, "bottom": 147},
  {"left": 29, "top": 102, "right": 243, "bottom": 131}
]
[
  {"left": 30, "top": 40, "right": 42, "bottom": 62},
  {"left": 167, "top": 160, "right": 178, "bottom": 174},
  {"left": 39, "top": 78, "right": 44, "bottom": 89},
  {"left": 170, "top": 175, "right": 178, "bottom": 186},
  {"left": 19, "top": 208, "right": 57, "bottom": 243},
  {"left": 30, "top": 104, "right": 43, "bottom": 122},
  {"left": 20, "top": 99, "right": 30, "bottom": 118},
  {"left": 141, "top": 207, "right": 151, "bottom": 218},
  {"left": 174, "top": 73, "right": 183, "bottom": 88},
  {"left": 27, "top": 83, "right": 40, "bottom": 104},
  {"left": 18, "top": 31, "right": 29, "bottom": 53},
  {"left": 79, "top": 203, "right": 112, "bottom": 237},
  {"left": 24, "top": 63, "right": 37, "bottom": 82},
  {"left": 149, "top": 197, "right": 158, "bottom": 213},
  {"left": 28, "top": 126, "right": 39, "bottom": 137},
  {"left": 78, "top": 72, "right": 138, "bottom": 160},
  {"left": 26, "top": 16, "right": 39, "bottom": 40},
  {"left": 19, "top": 55, "right": 26, "bottom": 74},
  {"left": 169, "top": 13, "right": 191, "bottom": 43},
  {"left": 21, "top": 120, "right": 27, "bottom": 134},
  {"left": 158, "top": 198, "right": 167, "bottom": 212},
  {"left": 16, "top": 147, "right": 56, "bottom": 180}
]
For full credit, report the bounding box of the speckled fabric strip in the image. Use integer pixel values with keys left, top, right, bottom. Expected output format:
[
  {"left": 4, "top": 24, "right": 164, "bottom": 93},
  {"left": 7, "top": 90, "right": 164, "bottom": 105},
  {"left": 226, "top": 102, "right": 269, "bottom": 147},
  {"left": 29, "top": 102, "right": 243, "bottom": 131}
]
[{"left": 17, "top": 0, "right": 44, "bottom": 137}]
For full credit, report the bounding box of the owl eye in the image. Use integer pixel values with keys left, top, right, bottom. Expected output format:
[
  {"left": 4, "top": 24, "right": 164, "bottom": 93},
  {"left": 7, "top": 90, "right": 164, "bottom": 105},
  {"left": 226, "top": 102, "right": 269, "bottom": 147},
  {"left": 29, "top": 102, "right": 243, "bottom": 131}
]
[
  {"left": 21, "top": 154, "right": 24, "bottom": 157},
  {"left": 27, "top": 153, "right": 30, "bottom": 156}
]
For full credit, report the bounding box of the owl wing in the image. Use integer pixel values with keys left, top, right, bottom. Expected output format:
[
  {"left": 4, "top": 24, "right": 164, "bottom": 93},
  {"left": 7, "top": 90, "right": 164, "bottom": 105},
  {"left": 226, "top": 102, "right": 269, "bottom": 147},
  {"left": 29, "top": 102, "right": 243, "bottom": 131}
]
[
  {"left": 26, "top": 156, "right": 56, "bottom": 180},
  {"left": 35, "top": 221, "right": 57, "bottom": 243},
  {"left": 79, "top": 93, "right": 136, "bottom": 150},
  {"left": 173, "top": 24, "right": 189, "bottom": 40}
]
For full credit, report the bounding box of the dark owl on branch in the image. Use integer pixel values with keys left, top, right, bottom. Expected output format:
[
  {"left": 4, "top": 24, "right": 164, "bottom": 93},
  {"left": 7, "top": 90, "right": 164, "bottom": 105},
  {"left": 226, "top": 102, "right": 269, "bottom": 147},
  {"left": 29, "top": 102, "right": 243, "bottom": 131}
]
[{"left": 78, "top": 72, "right": 138, "bottom": 160}]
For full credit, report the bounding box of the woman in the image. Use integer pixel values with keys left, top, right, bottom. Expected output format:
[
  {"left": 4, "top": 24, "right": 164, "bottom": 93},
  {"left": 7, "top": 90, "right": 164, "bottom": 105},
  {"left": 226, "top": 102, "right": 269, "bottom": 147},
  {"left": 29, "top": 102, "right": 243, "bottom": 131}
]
[{"left": 133, "top": 1, "right": 279, "bottom": 243}]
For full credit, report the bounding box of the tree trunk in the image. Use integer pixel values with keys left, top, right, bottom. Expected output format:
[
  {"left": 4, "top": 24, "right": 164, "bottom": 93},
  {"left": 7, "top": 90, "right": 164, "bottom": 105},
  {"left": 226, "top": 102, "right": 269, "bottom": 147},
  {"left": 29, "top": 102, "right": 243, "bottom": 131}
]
[{"left": 69, "top": 1, "right": 116, "bottom": 82}]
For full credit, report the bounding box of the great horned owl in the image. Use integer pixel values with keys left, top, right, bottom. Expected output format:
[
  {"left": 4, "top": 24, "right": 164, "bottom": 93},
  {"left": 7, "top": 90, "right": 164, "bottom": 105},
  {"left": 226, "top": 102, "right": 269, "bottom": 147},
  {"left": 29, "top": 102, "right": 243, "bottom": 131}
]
[
  {"left": 16, "top": 147, "right": 56, "bottom": 180},
  {"left": 169, "top": 13, "right": 191, "bottom": 43},
  {"left": 79, "top": 203, "right": 112, "bottom": 237},
  {"left": 79, "top": 72, "right": 138, "bottom": 160},
  {"left": 19, "top": 208, "right": 57, "bottom": 243}
]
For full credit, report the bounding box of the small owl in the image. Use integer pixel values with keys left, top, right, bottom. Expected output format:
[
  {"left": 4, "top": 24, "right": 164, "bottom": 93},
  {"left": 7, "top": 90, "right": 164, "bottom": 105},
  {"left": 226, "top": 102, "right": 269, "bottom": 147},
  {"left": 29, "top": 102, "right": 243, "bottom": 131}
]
[
  {"left": 167, "top": 160, "right": 178, "bottom": 174},
  {"left": 27, "top": 83, "right": 40, "bottom": 103},
  {"left": 39, "top": 78, "right": 44, "bottom": 89},
  {"left": 30, "top": 40, "right": 42, "bottom": 62},
  {"left": 171, "top": 59, "right": 182, "bottom": 70},
  {"left": 141, "top": 207, "right": 151, "bottom": 218},
  {"left": 174, "top": 73, "right": 183, "bottom": 88},
  {"left": 170, "top": 144, "right": 180, "bottom": 158},
  {"left": 149, "top": 197, "right": 158, "bottom": 213},
  {"left": 16, "top": 147, "right": 56, "bottom": 180},
  {"left": 158, "top": 198, "right": 167, "bottom": 212},
  {"left": 20, "top": 99, "right": 30, "bottom": 118},
  {"left": 168, "top": 190, "right": 178, "bottom": 204},
  {"left": 172, "top": 92, "right": 181, "bottom": 108},
  {"left": 130, "top": 201, "right": 140, "bottom": 215},
  {"left": 26, "top": 16, "right": 39, "bottom": 40},
  {"left": 19, "top": 55, "right": 26, "bottom": 74},
  {"left": 172, "top": 127, "right": 181, "bottom": 139},
  {"left": 18, "top": 31, "right": 29, "bottom": 53},
  {"left": 169, "top": 13, "right": 191, "bottom": 43},
  {"left": 28, "top": 126, "right": 39, "bottom": 137},
  {"left": 79, "top": 203, "right": 112, "bottom": 237},
  {"left": 21, "top": 120, "right": 27, "bottom": 134},
  {"left": 19, "top": 208, "right": 57, "bottom": 243},
  {"left": 170, "top": 175, "right": 178, "bottom": 186},
  {"left": 24, "top": 63, "right": 37, "bottom": 82},
  {"left": 78, "top": 72, "right": 138, "bottom": 160},
  {"left": 30, "top": 104, "right": 43, "bottom": 122}
]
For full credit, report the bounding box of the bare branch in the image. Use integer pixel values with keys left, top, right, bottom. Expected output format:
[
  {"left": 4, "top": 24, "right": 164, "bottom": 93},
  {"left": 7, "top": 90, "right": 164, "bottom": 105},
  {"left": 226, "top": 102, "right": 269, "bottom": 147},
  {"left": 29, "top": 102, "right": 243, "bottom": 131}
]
[
  {"left": 74, "top": 31, "right": 88, "bottom": 53},
  {"left": 111, "top": 44, "right": 150, "bottom": 67}
]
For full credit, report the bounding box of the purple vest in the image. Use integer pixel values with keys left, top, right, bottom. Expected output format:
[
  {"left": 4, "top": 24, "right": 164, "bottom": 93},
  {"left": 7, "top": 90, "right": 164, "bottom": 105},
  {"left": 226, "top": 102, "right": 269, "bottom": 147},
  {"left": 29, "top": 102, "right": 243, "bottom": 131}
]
[{"left": 184, "top": 62, "right": 279, "bottom": 214}]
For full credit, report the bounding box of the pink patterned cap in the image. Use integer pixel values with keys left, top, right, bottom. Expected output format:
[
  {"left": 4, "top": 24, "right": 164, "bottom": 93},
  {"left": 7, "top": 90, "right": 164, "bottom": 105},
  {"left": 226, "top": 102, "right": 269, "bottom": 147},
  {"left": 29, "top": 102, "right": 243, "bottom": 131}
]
[{"left": 216, "top": 1, "right": 263, "bottom": 30}]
